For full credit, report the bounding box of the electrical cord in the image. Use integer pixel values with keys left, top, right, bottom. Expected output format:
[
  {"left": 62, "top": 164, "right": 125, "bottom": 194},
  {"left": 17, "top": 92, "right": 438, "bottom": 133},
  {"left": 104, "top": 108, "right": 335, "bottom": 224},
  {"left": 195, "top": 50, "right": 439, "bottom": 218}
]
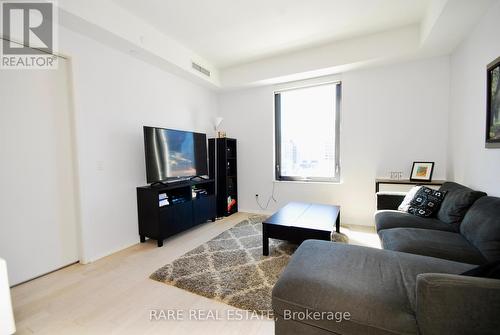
[{"left": 256, "top": 182, "right": 278, "bottom": 210}]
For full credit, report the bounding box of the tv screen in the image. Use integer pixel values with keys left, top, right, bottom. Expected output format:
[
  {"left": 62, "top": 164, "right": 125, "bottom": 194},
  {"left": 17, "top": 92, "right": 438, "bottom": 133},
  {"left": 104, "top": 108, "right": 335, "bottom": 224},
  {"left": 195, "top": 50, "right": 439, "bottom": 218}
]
[{"left": 143, "top": 126, "right": 208, "bottom": 183}]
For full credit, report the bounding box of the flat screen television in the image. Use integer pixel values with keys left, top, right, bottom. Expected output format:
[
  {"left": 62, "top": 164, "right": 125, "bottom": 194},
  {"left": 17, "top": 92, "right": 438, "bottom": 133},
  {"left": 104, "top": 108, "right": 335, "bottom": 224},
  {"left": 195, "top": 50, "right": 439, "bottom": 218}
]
[{"left": 143, "top": 126, "right": 208, "bottom": 183}]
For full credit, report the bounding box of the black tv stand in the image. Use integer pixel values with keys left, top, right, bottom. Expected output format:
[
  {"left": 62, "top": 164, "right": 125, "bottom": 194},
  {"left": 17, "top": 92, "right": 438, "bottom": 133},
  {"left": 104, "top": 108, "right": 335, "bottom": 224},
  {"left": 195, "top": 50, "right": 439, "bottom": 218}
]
[
  {"left": 189, "top": 175, "right": 209, "bottom": 181},
  {"left": 137, "top": 179, "right": 216, "bottom": 247},
  {"left": 150, "top": 181, "right": 169, "bottom": 187}
]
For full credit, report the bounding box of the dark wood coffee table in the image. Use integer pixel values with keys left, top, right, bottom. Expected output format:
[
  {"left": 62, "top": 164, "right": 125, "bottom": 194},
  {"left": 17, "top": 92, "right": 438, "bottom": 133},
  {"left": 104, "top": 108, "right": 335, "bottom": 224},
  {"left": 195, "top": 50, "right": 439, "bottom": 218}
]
[{"left": 262, "top": 202, "right": 341, "bottom": 256}]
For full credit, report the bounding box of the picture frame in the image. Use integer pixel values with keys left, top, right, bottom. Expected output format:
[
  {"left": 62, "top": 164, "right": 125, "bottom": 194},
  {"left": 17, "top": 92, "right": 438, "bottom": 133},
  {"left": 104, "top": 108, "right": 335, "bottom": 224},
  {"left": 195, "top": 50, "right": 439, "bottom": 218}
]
[
  {"left": 410, "top": 162, "right": 434, "bottom": 182},
  {"left": 486, "top": 56, "right": 500, "bottom": 148}
]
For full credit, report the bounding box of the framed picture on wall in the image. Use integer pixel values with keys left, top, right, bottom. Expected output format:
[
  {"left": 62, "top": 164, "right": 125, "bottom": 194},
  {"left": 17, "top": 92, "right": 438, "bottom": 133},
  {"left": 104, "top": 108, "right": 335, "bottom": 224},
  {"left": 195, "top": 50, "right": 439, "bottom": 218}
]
[
  {"left": 486, "top": 56, "right": 500, "bottom": 148},
  {"left": 410, "top": 162, "right": 434, "bottom": 182}
]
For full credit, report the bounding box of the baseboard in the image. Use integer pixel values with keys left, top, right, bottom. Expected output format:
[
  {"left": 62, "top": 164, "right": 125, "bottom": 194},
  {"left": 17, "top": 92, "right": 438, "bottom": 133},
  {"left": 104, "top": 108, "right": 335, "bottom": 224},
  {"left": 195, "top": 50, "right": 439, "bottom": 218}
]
[
  {"left": 11, "top": 261, "right": 79, "bottom": 287},
  {"left": 80, "top": 239, "right": 139, "bottom": 264},
  {"left": 238, "top": 208, "right": 274, "bottom": 216}
]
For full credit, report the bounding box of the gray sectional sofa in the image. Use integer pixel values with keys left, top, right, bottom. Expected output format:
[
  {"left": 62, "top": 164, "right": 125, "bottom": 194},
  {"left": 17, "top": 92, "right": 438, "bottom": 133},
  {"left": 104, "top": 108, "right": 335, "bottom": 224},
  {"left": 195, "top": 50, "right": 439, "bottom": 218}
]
[
  {"left": 272, "top": 182, "right": 500, "bottom": 335},
  {"left": 376, "top": 182, "right": 493, "bottom": 265}
]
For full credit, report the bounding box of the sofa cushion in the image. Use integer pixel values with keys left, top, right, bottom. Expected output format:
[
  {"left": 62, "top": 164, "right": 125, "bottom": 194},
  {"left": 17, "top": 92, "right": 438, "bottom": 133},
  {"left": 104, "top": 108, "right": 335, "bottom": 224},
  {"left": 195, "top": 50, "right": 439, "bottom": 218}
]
[
  {"left": 272, "top": 240, "right": 474, "bottom": 335},
  {"left": 398, "top": 186, "right": 422, "bottom": 212},
  {"left": 461, "top": 260, "right": 500, "bottom": 279},
  {"left": 460, "top": 196, "right": 500, "bottom": 262},
  {"left": 407, "top": 186, "right": 447, "bottom": 217},
  {"left": 379, "top": 228, "right": 486, "bottom": 265},
  {"left": 375, "top": 210, "right": 458, "bottom": 233},
  {"left": 437, "top": 182, "right": 486, "bottom": 224}
]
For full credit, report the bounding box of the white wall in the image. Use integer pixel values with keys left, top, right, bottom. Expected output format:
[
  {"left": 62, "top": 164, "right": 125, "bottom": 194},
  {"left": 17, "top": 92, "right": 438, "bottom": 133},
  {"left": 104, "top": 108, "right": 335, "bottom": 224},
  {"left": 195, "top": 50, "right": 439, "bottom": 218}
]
[
  {"left": 448, "top": 0, "right": 500, "bottom": 196},
  {"left": 58, "top": 26, "right": 217, "bottom": 262},
  {"left": 219, "top": 56, "right": 450, "bottom": 226},
  {"left": 58, "top": 0, "right": 220, "bottom": 87}
]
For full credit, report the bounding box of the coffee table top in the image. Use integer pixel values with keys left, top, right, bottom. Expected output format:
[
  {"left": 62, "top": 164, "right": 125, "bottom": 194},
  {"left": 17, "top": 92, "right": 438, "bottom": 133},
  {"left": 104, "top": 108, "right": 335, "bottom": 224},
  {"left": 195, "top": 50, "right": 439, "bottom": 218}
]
[{"left": 263, "top": 202, "right": 340, "bottom": 232}]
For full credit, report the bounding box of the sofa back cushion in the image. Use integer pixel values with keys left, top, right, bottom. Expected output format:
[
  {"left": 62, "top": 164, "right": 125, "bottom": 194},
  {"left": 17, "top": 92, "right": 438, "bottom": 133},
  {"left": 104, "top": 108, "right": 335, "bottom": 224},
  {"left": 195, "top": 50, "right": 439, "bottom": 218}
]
[
  {"left": 460, "top": 196, "right": 500, "bottom": 262},
  {"left": 437, "top": 182, "right": 486, "bottom": 224}
]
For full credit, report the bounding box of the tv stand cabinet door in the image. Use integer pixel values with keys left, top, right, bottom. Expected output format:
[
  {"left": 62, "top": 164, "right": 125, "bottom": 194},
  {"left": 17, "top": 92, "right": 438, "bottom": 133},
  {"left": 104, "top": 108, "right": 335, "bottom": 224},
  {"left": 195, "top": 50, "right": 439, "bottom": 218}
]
[
  {"left": 193, "top": 195, "right": 216, "bottom": 225},
  {"left": 159, "top": 202, "right": 193, "bottom": 238}
]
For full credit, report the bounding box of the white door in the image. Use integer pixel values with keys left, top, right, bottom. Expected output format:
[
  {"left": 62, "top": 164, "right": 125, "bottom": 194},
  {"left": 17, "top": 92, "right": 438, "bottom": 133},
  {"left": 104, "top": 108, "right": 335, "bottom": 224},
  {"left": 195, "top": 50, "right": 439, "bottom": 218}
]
[{"left": 0, "top": 56, "right": 79, "bottom": 285}]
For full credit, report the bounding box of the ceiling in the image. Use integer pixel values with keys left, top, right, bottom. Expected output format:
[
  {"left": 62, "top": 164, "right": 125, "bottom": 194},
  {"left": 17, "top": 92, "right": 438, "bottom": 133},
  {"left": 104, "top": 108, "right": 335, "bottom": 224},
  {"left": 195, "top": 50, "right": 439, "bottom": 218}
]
[{"left": 113, "top": 0, "right": 431, "bottom": 69}]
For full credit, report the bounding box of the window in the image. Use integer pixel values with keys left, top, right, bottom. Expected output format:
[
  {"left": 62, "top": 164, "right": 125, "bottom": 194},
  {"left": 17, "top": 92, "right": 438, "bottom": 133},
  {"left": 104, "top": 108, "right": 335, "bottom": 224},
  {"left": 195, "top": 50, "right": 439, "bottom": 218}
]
[{"left": 275, "top": 82, "right": 341, "bottom": 182}]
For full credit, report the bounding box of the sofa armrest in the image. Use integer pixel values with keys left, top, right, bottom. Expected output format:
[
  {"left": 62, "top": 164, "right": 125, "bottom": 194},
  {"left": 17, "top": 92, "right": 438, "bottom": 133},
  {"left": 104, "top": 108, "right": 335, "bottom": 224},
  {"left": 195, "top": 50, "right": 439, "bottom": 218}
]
[
  {"left": 416, "top": 273, "right": 500, "bottom": 335},
  {"left": 376, "top": 192, "right": 406, "bottom": 210}
]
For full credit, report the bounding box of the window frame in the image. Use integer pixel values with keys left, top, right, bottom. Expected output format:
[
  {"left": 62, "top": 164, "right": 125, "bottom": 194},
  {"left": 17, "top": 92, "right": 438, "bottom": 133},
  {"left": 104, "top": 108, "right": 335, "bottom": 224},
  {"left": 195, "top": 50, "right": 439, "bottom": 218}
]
[{"left": 274, "top": 81, "right": 341, "bottom": 183}]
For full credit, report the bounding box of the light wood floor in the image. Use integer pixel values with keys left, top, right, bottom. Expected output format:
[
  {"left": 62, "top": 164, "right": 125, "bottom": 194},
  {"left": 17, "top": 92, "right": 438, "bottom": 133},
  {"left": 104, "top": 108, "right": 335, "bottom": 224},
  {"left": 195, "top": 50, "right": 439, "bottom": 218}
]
[{"left": 11, "top": 212, "right": 379, "bottom": 335}]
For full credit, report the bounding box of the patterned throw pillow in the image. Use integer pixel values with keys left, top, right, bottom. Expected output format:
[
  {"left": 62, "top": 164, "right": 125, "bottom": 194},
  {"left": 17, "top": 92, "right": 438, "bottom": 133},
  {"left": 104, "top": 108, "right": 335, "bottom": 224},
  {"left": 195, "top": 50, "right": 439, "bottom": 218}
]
[
  {"left": 398, "top": 186, "right": 422, "bottom": 212},
  {"left": 407, "top": 186, "right": 447, "bottom": 217}
]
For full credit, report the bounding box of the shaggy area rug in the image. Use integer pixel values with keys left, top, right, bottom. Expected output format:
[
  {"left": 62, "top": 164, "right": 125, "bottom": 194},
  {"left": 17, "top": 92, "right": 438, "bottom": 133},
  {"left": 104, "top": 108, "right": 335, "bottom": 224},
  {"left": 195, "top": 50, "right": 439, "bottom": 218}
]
[{"left": 150, "top": 215, "right": 298, "bottom": 313}]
